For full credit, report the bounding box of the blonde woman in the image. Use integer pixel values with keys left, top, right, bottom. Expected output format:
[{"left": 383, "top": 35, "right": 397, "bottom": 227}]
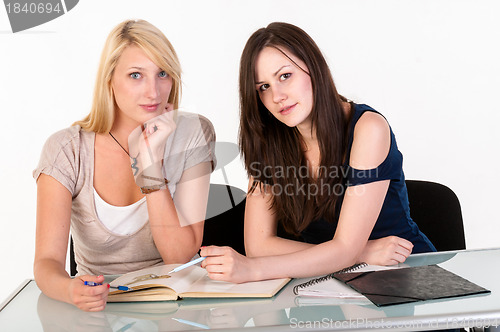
[{"left": 33, "top": 19, "right": 215, "bottom": 311}]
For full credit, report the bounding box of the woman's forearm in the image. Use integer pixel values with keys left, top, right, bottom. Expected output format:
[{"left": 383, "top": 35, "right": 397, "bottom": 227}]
[
  {"left": 34, "top": 258, "right": 73, "bottom": 304},
  {"left": 146, "top": 188, "right": 202, "bottom": 263},
  {"left": 201, "top": 238, "right": 361, "bottom": 283},
  {"left": 248, "top": 239, "right": 359, "bottom": 281},
  {"left": 245, "top": 235, "right": 313, "bottom": 257}
]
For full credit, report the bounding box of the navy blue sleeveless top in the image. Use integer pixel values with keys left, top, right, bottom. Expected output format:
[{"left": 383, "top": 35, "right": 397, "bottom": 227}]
[{"left": 299, "top": 103, "right": 436, "bottom": 253}]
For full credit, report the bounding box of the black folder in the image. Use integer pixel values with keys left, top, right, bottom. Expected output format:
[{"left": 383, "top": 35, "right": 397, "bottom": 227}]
[{"left": 333, "top": 265, "right": 490, "bottom": 307}]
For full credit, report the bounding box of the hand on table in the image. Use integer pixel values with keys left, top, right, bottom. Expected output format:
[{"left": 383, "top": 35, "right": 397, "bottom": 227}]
[{"left": 358, "top": 236, "right": 413, "bottom": 266}]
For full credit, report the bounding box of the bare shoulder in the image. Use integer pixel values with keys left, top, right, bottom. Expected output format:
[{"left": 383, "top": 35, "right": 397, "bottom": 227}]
[
  {"left": 350, "top": 112, "right": 391, "bottom": 170},
  {"left": 355, "top": 111, "right": 390, "bottom": 137}
]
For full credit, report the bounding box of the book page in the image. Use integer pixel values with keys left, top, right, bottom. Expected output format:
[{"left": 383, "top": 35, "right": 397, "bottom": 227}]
[
  {"left": 296, "top": 296, "right": 372, "bottom": 306},
  {"left": 181, "top": 276, "right": 291, "bottom": 298},
  {"left": 109, "top": 264, "right": 207, "bottom": 295},
  {"left": 297, "top": 264, "right": 405, "bottom": 298},
  {"left": 298, "top": 278, "right": 366, "bottom": 298},
  {"left": 355, "top": 264, "right": 406, "bottom": 273}
]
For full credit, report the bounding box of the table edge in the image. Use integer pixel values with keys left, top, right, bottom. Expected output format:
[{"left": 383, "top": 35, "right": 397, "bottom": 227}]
[{"left": 0, "top": 279, "right": 33, "bottom": 312}]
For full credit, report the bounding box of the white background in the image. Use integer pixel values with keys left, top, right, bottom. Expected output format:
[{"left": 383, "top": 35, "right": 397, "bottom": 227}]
[{"left": 1, "top": 0, "right": 499, "bottom": 304}]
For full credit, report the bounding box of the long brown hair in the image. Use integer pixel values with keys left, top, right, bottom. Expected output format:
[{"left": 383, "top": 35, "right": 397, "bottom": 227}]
[{"left": 239, "top": 22, "right": 351, "bottom": 235}]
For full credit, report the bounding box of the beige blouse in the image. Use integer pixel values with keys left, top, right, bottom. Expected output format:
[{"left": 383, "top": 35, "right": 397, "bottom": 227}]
[{"left": 33, "top": 112, "right": 216, "bottom": 276}]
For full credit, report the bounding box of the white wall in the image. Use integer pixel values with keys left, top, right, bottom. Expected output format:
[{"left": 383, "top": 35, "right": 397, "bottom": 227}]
[{"left": 1, "top": 0, "right": 499, "bottom": 304}]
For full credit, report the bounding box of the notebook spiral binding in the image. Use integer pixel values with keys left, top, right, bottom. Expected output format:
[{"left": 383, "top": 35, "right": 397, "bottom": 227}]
[{"left": 293, "top": 262, "right": 368, "bottom": 295}]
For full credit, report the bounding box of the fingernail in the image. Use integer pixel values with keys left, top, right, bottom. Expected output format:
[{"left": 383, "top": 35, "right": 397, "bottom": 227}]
[{"left": 107, "top": 284, "right": 110, "bottom": 289}]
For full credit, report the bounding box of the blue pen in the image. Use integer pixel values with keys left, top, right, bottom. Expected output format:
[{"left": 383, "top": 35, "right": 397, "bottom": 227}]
[
  {"left": 167, "top": 256, "right": 206, "bottom": 274},
  {"left": 84, "top": 281, "right": 130, "bottom": 291}
]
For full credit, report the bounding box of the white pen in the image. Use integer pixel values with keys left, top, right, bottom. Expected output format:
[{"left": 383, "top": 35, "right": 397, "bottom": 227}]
[
  {"left": 167, "top": 256, "right": 206, "bottom": 274},
  {"left": 172, "top": 318, "right": 210, "bottom": 329}
]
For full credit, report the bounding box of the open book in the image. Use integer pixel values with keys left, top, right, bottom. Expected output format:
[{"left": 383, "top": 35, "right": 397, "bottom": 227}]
[{"left": 108, "top": 264, "right": 290, "bottom": 302}]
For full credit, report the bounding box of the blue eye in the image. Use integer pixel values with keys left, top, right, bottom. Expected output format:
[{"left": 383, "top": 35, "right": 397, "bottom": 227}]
[
  {"left": 130, "top": 72, "right": 141, "bottom": 79},
  {"left": 159, "top": 71, "right": 168, "bottom": 78}
]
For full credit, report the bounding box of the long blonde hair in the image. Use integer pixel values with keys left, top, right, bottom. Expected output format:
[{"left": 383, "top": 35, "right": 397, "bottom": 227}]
[{"left": 74, "top": 19, "right": 181, "bottom": 133}]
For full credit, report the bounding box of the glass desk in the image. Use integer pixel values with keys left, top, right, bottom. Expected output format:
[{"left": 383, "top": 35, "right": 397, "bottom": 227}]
[{"left": 2, "top": 248, "right": 500, "bottom": 331}]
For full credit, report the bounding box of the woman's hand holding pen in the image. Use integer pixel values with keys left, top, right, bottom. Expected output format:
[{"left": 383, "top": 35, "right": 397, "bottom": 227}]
[
  {"left": 200, "top": 246, "right": 258, "bottom": 283},
  {"left": 68, "top": 274, "right": 109, "bottom": 312}
]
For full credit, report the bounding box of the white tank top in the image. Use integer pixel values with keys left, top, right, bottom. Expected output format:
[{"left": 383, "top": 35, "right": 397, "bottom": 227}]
[{"left": 93, "top": 188, "right": 148, "bottom": 235}]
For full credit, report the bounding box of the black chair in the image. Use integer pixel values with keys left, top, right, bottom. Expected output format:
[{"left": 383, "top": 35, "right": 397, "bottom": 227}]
[
  {"left": 69, "top": 236, "right": 77, "bottom": 276},
  {"left": 202, "top": 184, "right": 247, "bottom": 255},
  {"left": 405, "top": 180, "right": 466, "bottom": 251}
]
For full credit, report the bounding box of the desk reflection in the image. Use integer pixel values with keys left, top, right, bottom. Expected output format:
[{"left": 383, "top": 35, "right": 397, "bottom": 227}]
[
  {"left": 37, "top": 292, "right": 296, "bottom": 331},
  {"left": 37, "top": 287, "right": 416, "bottom": 332}
]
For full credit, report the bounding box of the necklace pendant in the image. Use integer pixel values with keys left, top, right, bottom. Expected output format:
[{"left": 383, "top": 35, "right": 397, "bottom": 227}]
[
  {"left": 131, "top": 156, "right": 139, "bottom": 176},
  {"left": 109, "top": 132, "right": 140, "bottom": 176}
]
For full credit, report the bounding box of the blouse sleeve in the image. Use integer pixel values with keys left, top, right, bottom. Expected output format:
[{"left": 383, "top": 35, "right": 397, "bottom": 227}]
[
  {"left": 182, "top": 114, "right": 217, "bottom": 172},
  {"left": 32, "top": 127, "right": 81, "bottom": 196}
]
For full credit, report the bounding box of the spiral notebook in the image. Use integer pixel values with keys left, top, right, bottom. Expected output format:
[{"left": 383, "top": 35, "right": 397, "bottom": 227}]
[
  {"left": 295, "top": 263, "right": 490, "bottom": 307},
  {"left": 294, "top": 263, "right": 400, "bottom": 298}
]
